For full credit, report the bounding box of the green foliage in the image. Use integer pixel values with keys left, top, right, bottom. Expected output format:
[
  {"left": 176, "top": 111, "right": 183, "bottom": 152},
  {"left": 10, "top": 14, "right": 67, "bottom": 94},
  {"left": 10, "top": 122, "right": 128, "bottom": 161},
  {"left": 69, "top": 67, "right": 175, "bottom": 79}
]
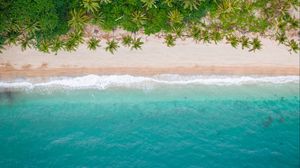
[
  {"left": 131, "top": 37, "right": 144, "bottom": 50},
  {"left": 0, "top": 0, "right": 299, "bottom": 54},
  {"left": 105, "top": 39, "right": 119, "bottom": 54},
  {"left": 87, "top": 37, "right": 100, "bottom": 50}
]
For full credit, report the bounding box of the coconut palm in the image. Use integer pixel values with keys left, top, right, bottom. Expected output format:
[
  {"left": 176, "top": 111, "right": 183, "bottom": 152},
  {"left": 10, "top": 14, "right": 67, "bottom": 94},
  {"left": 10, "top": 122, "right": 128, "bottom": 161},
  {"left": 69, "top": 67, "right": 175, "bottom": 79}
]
[
  {"left": 68, "top": 9, "right": 89, "bottom": 32},
  {"left": 226, "top": 35, "right": 239, "bottom": 48},
  {"left": 202, "top": 30, "right": 210, "bottom": 43},
  {"left": 5, "top": 32, "right": 19, "bottom": 46},
  {"left": 287, "top": 40, "right": 299, "bottom": 53},
  {"left": 91, "top": 12, "right": 104, "bottom": 26},
  {"left": 249, "top": 37, "right": 262, "bottom": 52},
  {"left": 172, "top": 26, "right": 184, "bottom": 38},
  {"left": 132, "top": 11, "right": 147, "bottom": 27},
  {"left": 20, "top": 36, "right": 34, "bottom": 51},
  {"left": 182, "top": 0, "right": 202, "bottom": 11},
  {"left": 165, "top": 34, "right": 176, "bottom": 47},
  {"left": 81, "top": 0, "right": 100, "bottom": 13},
  {"left": 50, "top": 38, "right": 64, "bottom": 54},
  {"left": 275, "top": 32, "right": 287, "bottom": 45},
  {"left": 105, "top": 39, "right": 119, "bottom": 54},
  {"left": 64, "top": 32, "right": 84, "bottom": 52},
  {"left": 141, "top": 0, "right": 157, "bottom": 9},
  {"left": 211, "top": 31, "right": 223, "bottom": 44},
  {"left": 25, "top": 22, "right": 40, "bottom": 36},
  {"left": 131, "top": 38, "right": 144, "bottom": 50},
  {"left": 87, "top": 37, "right": 100, "bottom": 50},
  {"left": 38, "top": 40, "right": 50, "bottom": 53},
  {"left": 189, "top": 25, "right": 202, "bottom": 42},
  {"left": 122, "top": 35, "right": 133, "bottom": 47},
  {"left": 240, "top": 36, "right": 250, "bottom": 49},
  {"left": 168, "top": 10, "right": 183, "bottom": 25},
  {"left": 163, "top": 0, "right": 175, "bottom": 7}
]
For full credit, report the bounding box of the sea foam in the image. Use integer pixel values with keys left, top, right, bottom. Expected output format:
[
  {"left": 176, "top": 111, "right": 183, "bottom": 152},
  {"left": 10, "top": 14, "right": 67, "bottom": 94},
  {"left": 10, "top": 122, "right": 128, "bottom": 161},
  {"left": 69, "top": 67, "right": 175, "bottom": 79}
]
[{"left": 0, "top": 74, "right": 299, "bottom": 90}]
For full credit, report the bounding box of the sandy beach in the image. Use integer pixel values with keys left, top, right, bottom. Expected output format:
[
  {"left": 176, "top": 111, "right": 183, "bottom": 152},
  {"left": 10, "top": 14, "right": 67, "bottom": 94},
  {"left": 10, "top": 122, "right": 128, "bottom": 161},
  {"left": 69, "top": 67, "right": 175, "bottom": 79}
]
[{"left": 0, "top": 36, "right": 299, "bottom": 79}]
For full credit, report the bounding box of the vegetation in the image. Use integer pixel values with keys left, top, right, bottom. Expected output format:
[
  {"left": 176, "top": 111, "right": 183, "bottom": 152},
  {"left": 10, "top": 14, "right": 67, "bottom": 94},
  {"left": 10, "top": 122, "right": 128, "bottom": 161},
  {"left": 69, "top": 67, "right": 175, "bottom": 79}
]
[{"left": 0, "top": 0, "right": 299, "bottom": 54}]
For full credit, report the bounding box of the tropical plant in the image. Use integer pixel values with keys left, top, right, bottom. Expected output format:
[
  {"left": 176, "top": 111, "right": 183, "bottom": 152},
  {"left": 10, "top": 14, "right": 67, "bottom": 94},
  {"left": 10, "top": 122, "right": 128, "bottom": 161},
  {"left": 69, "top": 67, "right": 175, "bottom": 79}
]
[
  {"left": 87, "top": 38, "right": 100, "bottom": 50},
  {"left": 68, "top": 9, "right": 89, "bottom": 32},
  {"left": 50, "top": 38, "right": 64, "bottom": 54},
  {"left": 19, "top": 37, "right": 34, "bottom": 51},
  {"left": 182, "top": 0, "right": 202, "bottom": 11},
  {"left": 122, "top": 35, "right": 133, "bottom": 47},
  {"left": 37, "top": 40, "right": 51, "bottom": 53},
  {"left": 141, "top": 0, "right": 157, "bottom": 9},
  {"left": 163, "top": 0, "right": 174, "bottom": 7},
  {"left": 81, "top": 0, "right": 100, "bottom": 13},
  {"left": 226, "top": 35, "right": 239, "bottom": 48},
  {"left": 132, "top": 11, "right": 147, "bottom": 27},
  {"left": 287, "top": 39, "right": 299, "bottom": 53},
  {"left": 131, "top": 38, "right": 144, "bottom": 50},
  {"left": 168, "top": 10, "right": 184, "bottom": 25},
  {"left": 249, "top": 37, "right": 262, "bottom": 52},
  {"left": 105, "top": 39, "right": 119, "bottom": 54},
  {"left": 165, "top": 34, "right": 176, "bottom": 47},
  {"left": 240, "top": 36, "right": 250, "bottom": 49}
]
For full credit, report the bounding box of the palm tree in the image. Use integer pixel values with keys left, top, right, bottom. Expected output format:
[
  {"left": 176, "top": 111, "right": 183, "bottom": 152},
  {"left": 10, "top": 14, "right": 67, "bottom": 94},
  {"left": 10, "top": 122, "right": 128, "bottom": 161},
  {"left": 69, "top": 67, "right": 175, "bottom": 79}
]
[
  {"left": 287, "top": 40, "right": 299, "bottom": 53},
  {"left": 64, "top": 32, "right": 84, "bottom": 52},
  {"left": 132, "top": 11, "right": 147, "bottom": 28},
  {"left": 211, "top": 31, "right": 223, "bottom": 44},
  {"left": 168, "top": 10, "right": 183, "bottom": 25},
  {"left": 131, "top": 38, "right": 144, "bottom": 50},
  {"left": 249, "top": 37, "right": 262, "bottom": 52},
  {"left": 38, "top": 40, "right": 50, "bottom": 53},
  {"left": 25, "top": 22, "right": 40, "bottom": 36},
  {"left": 189, "top": 25, "right": 202, "bottom": 42},
  {"left": 182, "top": 0, "right": 201, "bottom": 11},
  {"left": 164, "top": 34, "right": 176, "bottom": 47},
  {"left": 5, "top": 32, "right": 19, "bottom": 46},
  {"left": 64, "top": 39, "right": 78, "bottom": 52},
  {"left": 172, "top": 26, "right": 184, "bottom": 38},
  {"left": 275, "top": 32, "right": 287, "bottom": 45},
  {"left": 68, "top": 9, "right": 89, "bottom": 32},
  {"left": 50, "top": 38, "right": 64, "bottom": 54},
  {"left": 240, "top": 36, "right": 250, "bottom": 49},
  {"left": 122, "top": 35, "right": 133, "bottom": 47},
  {"left": 141, "top": 0, "right": 157, "bottom": 9},
  {"left": 202, "top": 30, "right": 210, "bottom": 43},
  {"left": 226, "top": 35, "right": 239, "bottom": 48},
  {"left": 19, "top": 36, "right": 34, "bottom": 51},
  {"left": 91, "top": 12, "right": 104, "bottom": 26},
  {"left": 87, "top": 38, "right": 100, "bottom": 50},
  {"left": 105, "top": 39, "right": 119, "bottom": 54},
  {"left": 163, "top": 0, "right": 174, "bottom": 7},
  {"left": 81, "top": 0, "right": 100, "bottom": 13}
]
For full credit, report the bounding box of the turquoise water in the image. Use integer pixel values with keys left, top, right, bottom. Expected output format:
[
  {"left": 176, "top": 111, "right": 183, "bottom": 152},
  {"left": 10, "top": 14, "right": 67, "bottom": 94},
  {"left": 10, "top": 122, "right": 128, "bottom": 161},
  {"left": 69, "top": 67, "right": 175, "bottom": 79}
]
[{"left": 0, "top": 79, "right": 299, "bottom": 167}]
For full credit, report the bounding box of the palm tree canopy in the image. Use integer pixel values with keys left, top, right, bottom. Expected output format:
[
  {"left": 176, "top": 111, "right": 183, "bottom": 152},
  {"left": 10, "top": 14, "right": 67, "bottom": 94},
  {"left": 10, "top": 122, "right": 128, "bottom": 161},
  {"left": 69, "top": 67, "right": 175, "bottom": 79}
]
[
  {"left": 132, "top": 11, "right": 147, "bottom": 27},
  {"left": 181, "top": 0, "right": 202, "bottom": 11},
  {"left": 87, "top": 38, "right": 100, "bottom": 50},
  {"left": 122, "top": 35, "right": 133, "bottom": 47},
  {"left": 68, "top": 9, "right": 89, "bottom": 32},
  {"left": 165, "top": 34, "right": 176, "bottom": 47},
  {"left": 131, "top": 38, "right": 144, "bottom": 50},
  {"left": 168, "top": 10, "right": 184, "bottom": 25},
  {"left": 141, "top": 0, "right": 157, "bottom": 9},
  {"left": 105, "top": 40, "right": 119, "bottom": 54},
  {"left": 81, "top": 0, "right": 100, "bottom": 13}
]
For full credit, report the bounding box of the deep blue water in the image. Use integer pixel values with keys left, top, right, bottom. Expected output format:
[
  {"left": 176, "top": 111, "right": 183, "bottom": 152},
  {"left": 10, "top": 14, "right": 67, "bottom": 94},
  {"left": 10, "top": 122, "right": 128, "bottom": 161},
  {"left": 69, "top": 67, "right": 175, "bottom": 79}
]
[{"left": 0, "top": 83, "right": 299, "bottom": 168}]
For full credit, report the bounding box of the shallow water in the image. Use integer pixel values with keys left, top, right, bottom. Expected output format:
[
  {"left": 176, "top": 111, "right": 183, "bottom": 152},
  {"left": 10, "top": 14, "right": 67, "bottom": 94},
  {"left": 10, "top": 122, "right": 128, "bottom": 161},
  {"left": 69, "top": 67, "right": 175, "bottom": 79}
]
[{"left": 0, "top": 75, "right": 299, "bottom": 168}]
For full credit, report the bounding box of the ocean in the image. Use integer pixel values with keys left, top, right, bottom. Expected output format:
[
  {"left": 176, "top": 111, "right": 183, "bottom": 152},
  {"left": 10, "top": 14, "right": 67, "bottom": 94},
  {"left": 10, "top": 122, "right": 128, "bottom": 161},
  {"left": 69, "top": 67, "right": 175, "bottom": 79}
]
[{"left": 0, "top": 75, "right": 299, "bottom": 168}]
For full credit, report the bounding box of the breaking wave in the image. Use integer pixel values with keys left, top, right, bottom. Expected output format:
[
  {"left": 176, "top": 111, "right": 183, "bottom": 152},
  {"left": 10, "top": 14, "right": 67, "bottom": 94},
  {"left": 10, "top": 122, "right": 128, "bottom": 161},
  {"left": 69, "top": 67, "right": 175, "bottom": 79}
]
[{"left": 0, "top": 74, "right": 299, "bottom": 90}]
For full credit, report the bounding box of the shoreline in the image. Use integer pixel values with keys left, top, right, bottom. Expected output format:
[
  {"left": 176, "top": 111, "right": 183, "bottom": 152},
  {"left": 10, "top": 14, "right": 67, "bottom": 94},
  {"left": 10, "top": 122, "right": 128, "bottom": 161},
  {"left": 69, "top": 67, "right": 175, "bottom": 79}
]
[{"left": 0, "top": 66, "right": 299, "bottom": 80}]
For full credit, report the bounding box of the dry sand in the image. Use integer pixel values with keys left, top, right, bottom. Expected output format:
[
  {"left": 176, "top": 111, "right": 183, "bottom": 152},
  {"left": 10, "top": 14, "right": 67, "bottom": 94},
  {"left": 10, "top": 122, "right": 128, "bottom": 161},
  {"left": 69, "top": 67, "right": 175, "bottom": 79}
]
[{"left": 0, "top": 36, "right": 299, "bottom": 79}]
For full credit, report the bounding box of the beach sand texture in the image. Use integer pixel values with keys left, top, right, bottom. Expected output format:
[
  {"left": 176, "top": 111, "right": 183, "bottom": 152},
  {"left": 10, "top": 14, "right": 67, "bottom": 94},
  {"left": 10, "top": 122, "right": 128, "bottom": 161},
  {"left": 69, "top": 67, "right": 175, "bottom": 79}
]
[{"left": 0, "top": 37, "right": 299, "bottom": 78}]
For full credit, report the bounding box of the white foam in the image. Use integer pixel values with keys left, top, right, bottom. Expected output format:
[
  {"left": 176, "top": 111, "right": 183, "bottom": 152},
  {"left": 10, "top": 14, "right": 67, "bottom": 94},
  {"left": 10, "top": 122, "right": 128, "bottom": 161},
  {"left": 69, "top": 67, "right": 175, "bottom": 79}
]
[{"left": 0, "top": 74, "right": 299, "bottom": 90}]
